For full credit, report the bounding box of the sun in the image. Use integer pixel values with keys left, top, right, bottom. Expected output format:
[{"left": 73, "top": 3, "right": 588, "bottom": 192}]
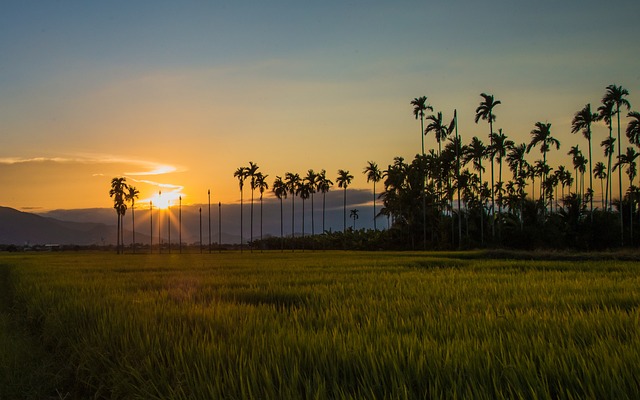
[{"left": 146, "top": 191, "right": 184, "bottom": 210}]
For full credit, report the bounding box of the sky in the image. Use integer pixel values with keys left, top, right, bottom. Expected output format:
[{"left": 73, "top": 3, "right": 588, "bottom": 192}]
[{"left": 1, "top": 0, "right": 639, "bottom": 211}]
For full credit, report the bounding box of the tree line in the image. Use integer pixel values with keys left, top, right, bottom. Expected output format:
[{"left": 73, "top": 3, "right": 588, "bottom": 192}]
[{"left": 111, "top": 84, "right": 639, "bottom": 252}]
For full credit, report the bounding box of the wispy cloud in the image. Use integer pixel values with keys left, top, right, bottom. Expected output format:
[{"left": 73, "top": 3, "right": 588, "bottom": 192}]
[{"left": 0, "top": 154, "right": 184, "bottom": 177}]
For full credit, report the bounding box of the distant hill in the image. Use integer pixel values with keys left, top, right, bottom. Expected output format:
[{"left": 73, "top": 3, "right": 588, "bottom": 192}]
[
  {"left": 0, "top": 206, "right": 115, "bottom": 246},
  {"left": 1, "top": 189, "right": 380, "bottom": 246}
]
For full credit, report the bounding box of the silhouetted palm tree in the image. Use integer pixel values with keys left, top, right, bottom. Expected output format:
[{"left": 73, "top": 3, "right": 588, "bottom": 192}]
[
  {"left": 304, "top": 170, "right": 318, "bottom": 237},
  {"left": 527, "top": 122, "right": 560, "bottom": 212},
  {"left": 109, "top": 177, "right": 128, "bottom": 254},
  {"left": 598, "top": 99, "right": 616, "bottom": 211},
  {"left": 490, "top": 129, "right": 514, "bottom": 218},
  {"left": 255, "top": 172, "right": 269, "bottom": 246},
  {"left": 475, "top": 93, "right": 501, "bottom": 237},
  {"left": 627, "top": 111, "right": 640, "bottom": 146},
  {"left": 125, "top": 186, "right": 139, "bottom": 253},
  {"left": 572, "top": 103, "right": 598, "bottom": 214},
  {"left": 272, "top": 176, "right": 288, "bottom": 251},
  {"left": 363, "top": 161, "right": 382, "bottom": 230},
  {"left": 298, "top": 181, "right": 312, "bottom": 248},
  {"left": 603, "top": 84, "right": 631, "bottom": 244},
  {"left": 247, "top": 161, "right": 259, "bottom": 251},
  {"left": 425, "top": 111, "right": 450, "bottom": 156},
  {"left": 336, "top": 169, "right": 354, "bottom": 232},
  {"left": 411, "top": 96, "right": 433, "bottom": 155},
  {"left": 285, "top": 172, "right": 301, "bottom": 250},
  {"left": 233, "top": 166, "right": 248, "bottom": 252},
  {"left": 463, "top": 137, "right": 488, "bottom": 245},
  {"left": 593, "top": 162, "right": 607, "bottom": 209},
  {"left": 600, "top": 136, "right": 616, "bottom": 211},
  {"left": 317, "top": 170, "right": 333, "bottom": 233},
  {"left": 350, "top": 209, "right": 359, "bottom": 229},
  {"left": 614, "top": 147, "right": 639, "bottom": 242},
  {"left": 568, "top": 145, "right": 582, "bottom": 195}
]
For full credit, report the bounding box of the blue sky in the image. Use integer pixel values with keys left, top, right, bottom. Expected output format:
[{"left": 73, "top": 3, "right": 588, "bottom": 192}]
[{"left": 1, "top": 0, "right": 639, "bottom": 210}]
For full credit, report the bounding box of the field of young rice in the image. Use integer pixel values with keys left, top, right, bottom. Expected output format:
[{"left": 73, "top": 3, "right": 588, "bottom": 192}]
[{"left": 1, "top": 251, "right": 639, "bottom": 399}]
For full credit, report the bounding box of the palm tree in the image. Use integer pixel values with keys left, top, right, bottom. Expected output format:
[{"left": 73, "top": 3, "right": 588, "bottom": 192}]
[
  {"left": 336, "top": 169, "right": 354, "bottom": 232},
  {"left": 254, "top": 172, "right": 269, "bottom": 246},
  {"left": 527, "top": 122, "right": 560, "bottom": 212},
  {"left": 109, "top": 177, "right": 128, "bottom": 254},
  {"left": 489, "top": 129, "right": 514, "bottom": 218},
  {"left": 425, "top": 111, "right": 450, "bottom": 156},
  {"left": 285, "top": 172, "right": 301, "bottom": 250},
  {"left": 627, "top": 111, "right": 640, "bottom": 147},
  {"left": 350, "top": 209, "right": 359, "bottom": 230},
  {"left": 593, "top": 162, "right": 607, "bottom": 209},
  {"left": 363, "top": 161, "right": 382, "bottom": 230},
  {"left": 572, "top": 103, "right": 598, "bottom": 214},
  {"left": 463, "top": 137, "right": 487, "bottom": 245},
  {"left": 247, "top": 162, "right": 259, "bottom": 251},
  {"left": 475, "top": 93, "right": 501, "bottom": 238},
  {"left": 304, "top": 170, "right": 318, "bottom": 237},
  {"left": 411, "top": 96, "right": 433, "bottom": 155},
  {"left": 317, "top": 170, "right": 333, "bottom": 233},
  {"left": 568, "top": 145, "right": 583, "bottom": 196},
  {"left": 298, "top": 181, "right": 312, "bottom": 249},
  {"left": 614, "top": 147, "right": 639, "bottom": 242},
  {"left": 603, "top": 84, "right": 631, "bottom": 245},
  {"left": 601, "top": 136, "right": 616, "bottom": 210},
  {"left": 125, "top": 186, "right": 139, "bottom": 253},
  {"left": 272, "top": 176, "right": 288, "bottom": 251},
  {"left": 233, "top": 166, "right": 248, "bottom": 252}
]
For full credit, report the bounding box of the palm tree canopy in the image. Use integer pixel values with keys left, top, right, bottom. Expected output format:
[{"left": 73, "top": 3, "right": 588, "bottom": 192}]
[
  {"left": 109, "top": 177, "right": 129, "bottom": 215},
  {"left": 603, "top": 84, "right": 631, "bottom": 113},
  {"left": 317, "top": 169, "right": 333, "bottom": 193},
  {"left": 233, "top": 167, "right": 248, "bottom": 189},
  {"left": 506, "top": 143, "right": 527, "bottom": 177},
  {"left": 254, "top": 172, "right": 269, "bottom": 195},
  {"left": 626, "top": 111, "right": 640, "bottom": 146},
  {"left": 125, "top": 186, "right": 139, "bottom": 206},
  {"left": 474, "top": 93, "right": 501, "bottom": 124},
  {"left": 593, "top": 161, "right": 607, "bottom": 179},
  {"left": 272, "top": 176, "right": 288, "bottom": 200},
  {"left": 304, "top": 169, "right": 318, "bottom": 192},
  {"left": 597, "top": 99, "right": 615, "bottom": 125},
  {"left": 571, "top": 103, "right": 598, "bottom": 141},
  {"left": 527, "top": 122, "right": 559, "bottom": 154},
  {"left": 489, "top": 129, "right": 514, "bottom": 160},
  {"left": 410, "top": 96, "right": 432, "bottom": 119},
  {"left": 363, "top": 161, "right": 382, "bottom": 183},
  {"left": 614, "top": 147, "right": 639, "bottom": 181},
  {"left": 425, "top": 112, "right": 449, "bottom": 144},
  {"left": 297, "top": 182, "right": 312, "bottom": 200},
  {"left": 284, "top": 172, "right": 301, "bottom": 195},
  {"left": 463, "top": 137, "right": 487, "bottom": 173},
  {"left": 336, "top": 169, "right": 354, "bottom": 189},
  {"left": 601, "top": 137, "right": 616, "bottom": 157}
]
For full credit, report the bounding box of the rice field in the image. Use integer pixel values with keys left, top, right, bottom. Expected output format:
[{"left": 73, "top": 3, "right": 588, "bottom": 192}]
[{"left": 1, "top": 251, "right": 639, "bottom": 399}]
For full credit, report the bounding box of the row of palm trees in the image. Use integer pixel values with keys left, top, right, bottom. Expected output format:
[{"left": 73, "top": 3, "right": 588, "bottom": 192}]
[
  {"left": 110, "top": 84, "right": 638, "bottom": 252},
  {"left": 411, "top": 84, "right": 638, "bottom": 245},
  {"left": 234, "top": 164, "right": 380, "bottom": 251}
]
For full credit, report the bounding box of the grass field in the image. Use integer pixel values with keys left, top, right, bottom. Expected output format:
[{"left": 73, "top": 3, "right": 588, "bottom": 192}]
[{"left": 1, "top": 251, "right": 639, "bottom": 399}]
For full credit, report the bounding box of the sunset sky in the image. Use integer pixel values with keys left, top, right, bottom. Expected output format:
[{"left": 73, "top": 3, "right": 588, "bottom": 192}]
[{"left": 1, "top": 0, "right": 639, "bottom": 211}]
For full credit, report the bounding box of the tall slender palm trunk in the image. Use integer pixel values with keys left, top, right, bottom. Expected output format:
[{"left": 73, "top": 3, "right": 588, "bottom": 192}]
[
  {"left": 617, "top": 109, "right": 624, "bottom": 246},
  {"left": 489, "top": 119, "right": 495, "bottom": 240}
]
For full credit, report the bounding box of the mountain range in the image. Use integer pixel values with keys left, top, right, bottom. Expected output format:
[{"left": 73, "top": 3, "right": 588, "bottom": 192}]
[{"left": 0, "top": 189, "right": 380, "bottom": 245}]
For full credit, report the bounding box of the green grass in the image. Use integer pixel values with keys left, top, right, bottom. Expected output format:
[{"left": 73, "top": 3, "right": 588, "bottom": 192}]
[{"left": 1, "top": 251, "right": 640, "bottom": 399}]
